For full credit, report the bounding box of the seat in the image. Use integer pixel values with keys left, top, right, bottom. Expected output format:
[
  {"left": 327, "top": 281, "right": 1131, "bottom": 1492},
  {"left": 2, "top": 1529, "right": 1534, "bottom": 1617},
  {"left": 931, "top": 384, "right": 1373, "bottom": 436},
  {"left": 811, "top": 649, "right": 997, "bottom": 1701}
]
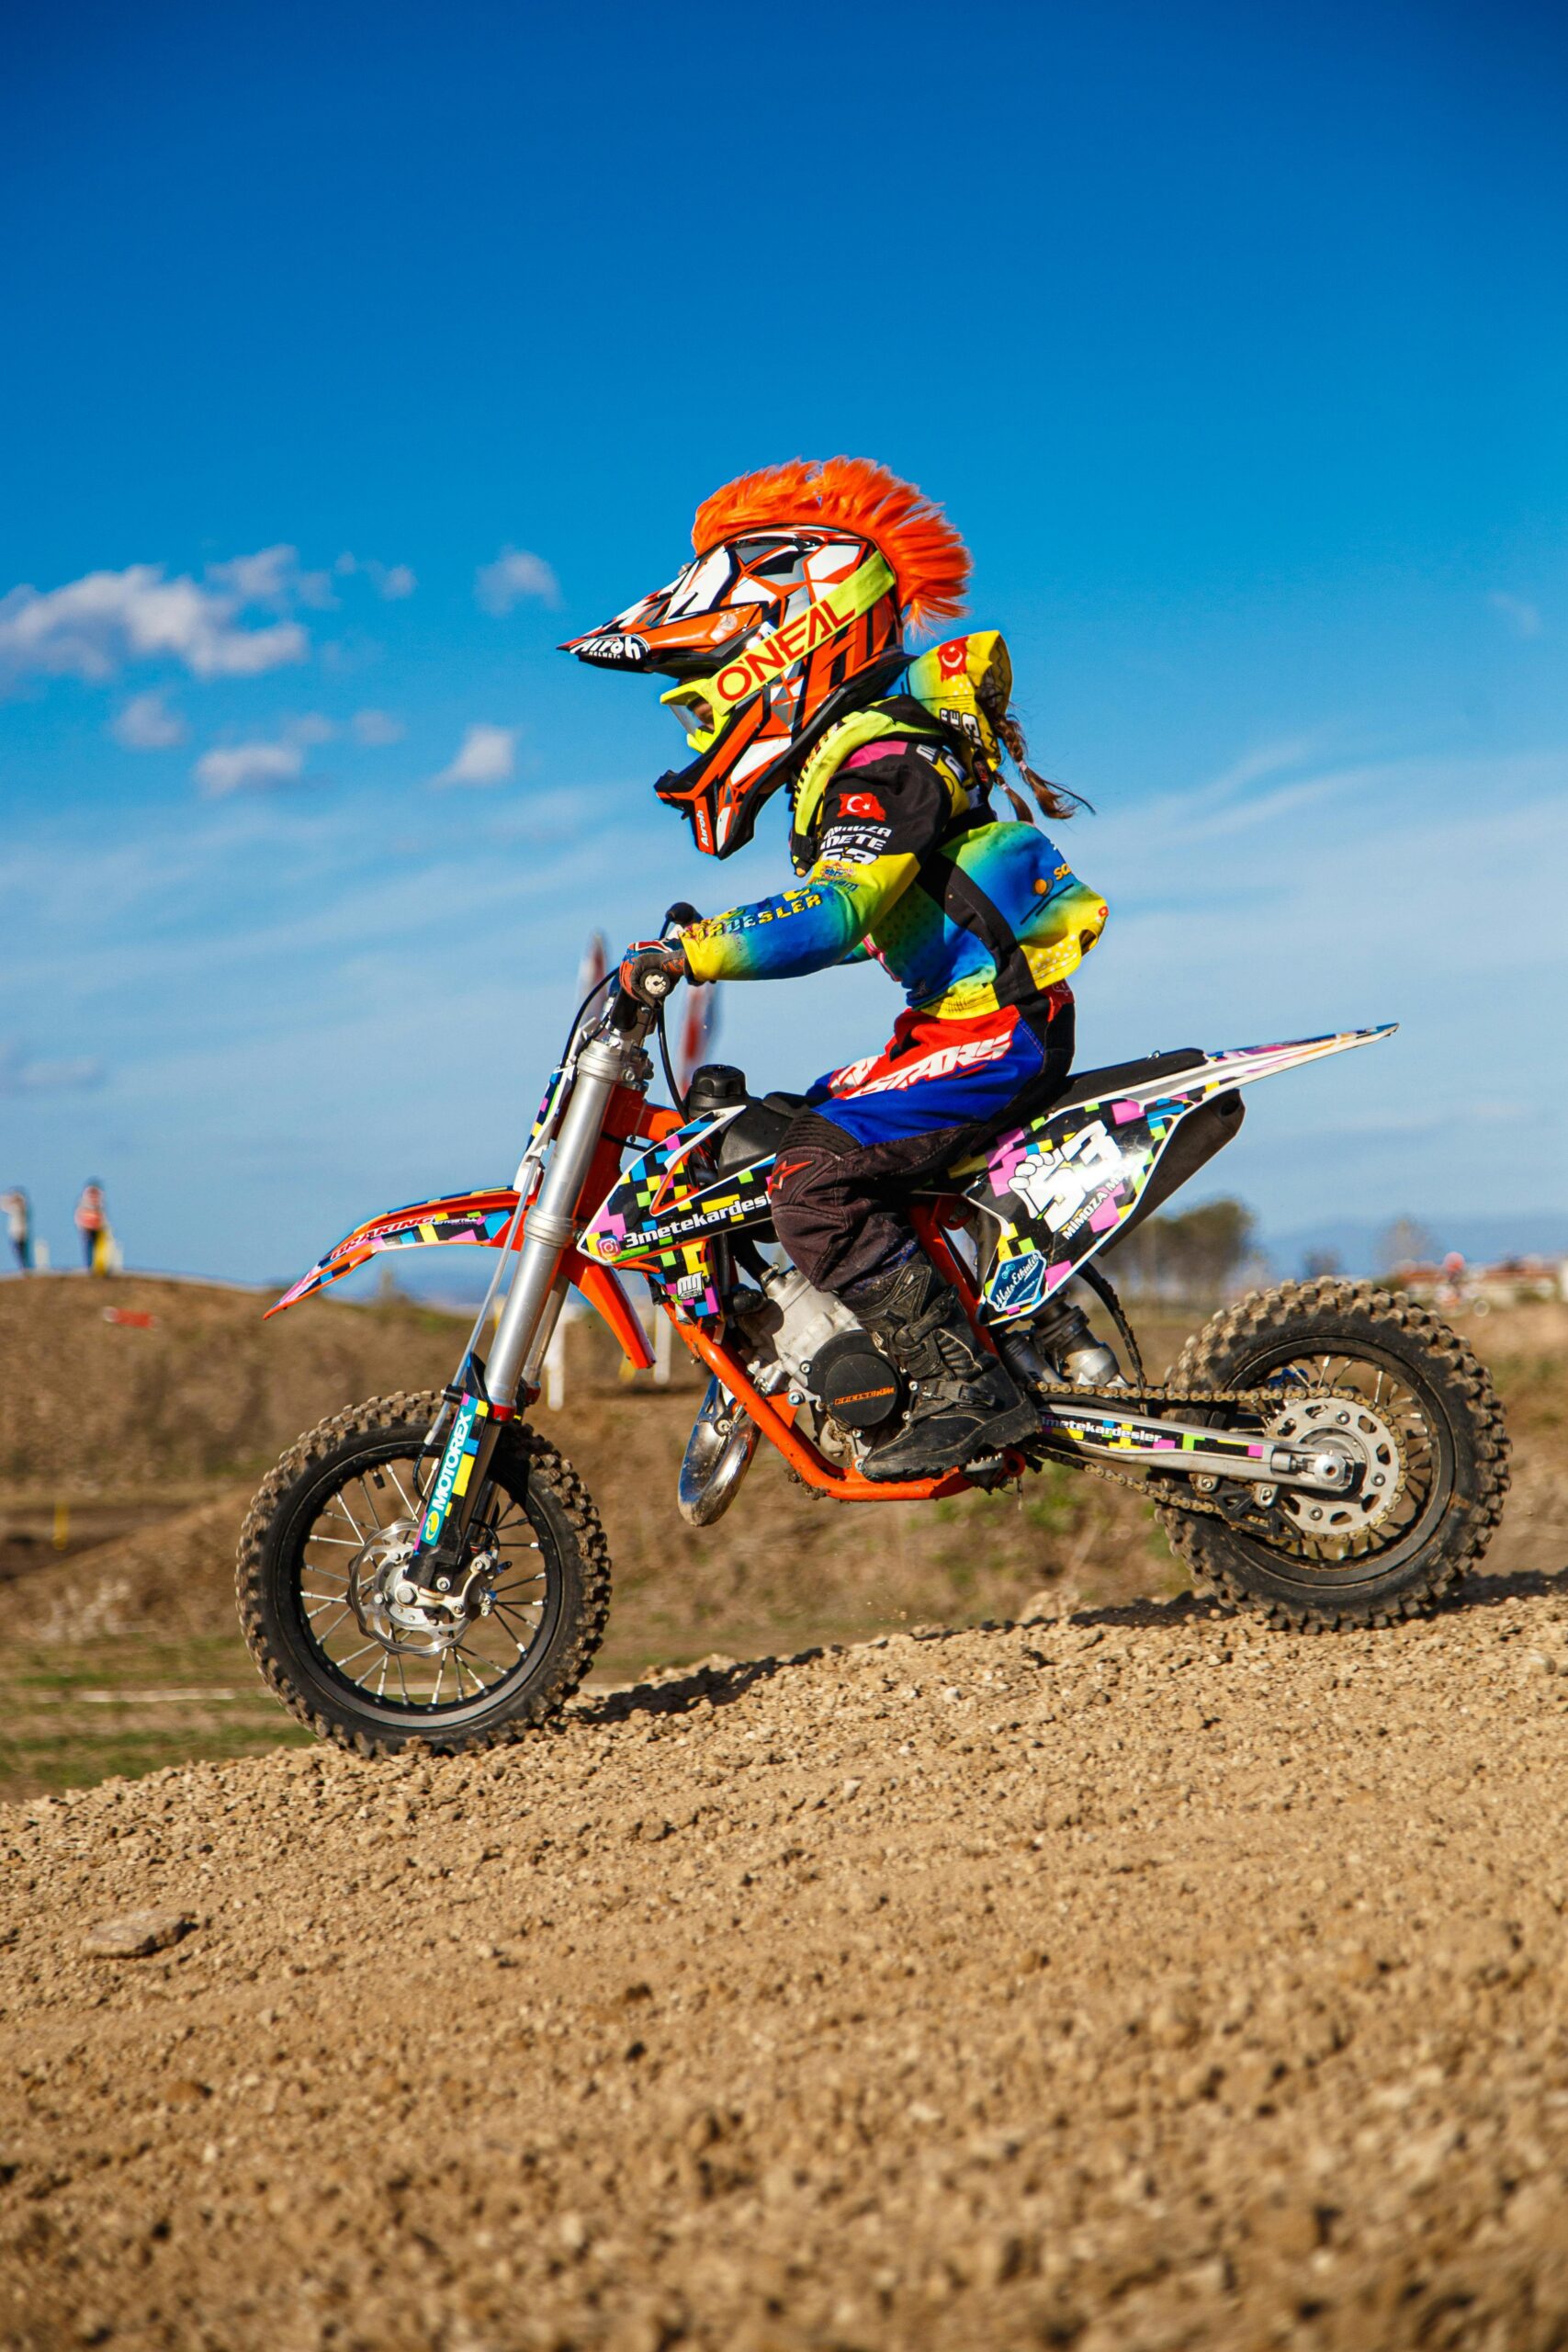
[
  {"left": 1049, "top": 1046, "right": 1205, "bottom": 1112},
  {"left": 714, "top": 1053, "right": 1209, "bottom": 1179}
]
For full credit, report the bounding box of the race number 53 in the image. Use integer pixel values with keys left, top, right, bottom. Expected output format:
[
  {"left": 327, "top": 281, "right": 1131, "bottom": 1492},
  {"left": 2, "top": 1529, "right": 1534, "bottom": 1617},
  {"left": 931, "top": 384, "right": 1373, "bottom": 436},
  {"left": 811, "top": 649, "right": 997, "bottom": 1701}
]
[{"left": 1012, "top": 1121, "right": 1126, "bottom": 1234}]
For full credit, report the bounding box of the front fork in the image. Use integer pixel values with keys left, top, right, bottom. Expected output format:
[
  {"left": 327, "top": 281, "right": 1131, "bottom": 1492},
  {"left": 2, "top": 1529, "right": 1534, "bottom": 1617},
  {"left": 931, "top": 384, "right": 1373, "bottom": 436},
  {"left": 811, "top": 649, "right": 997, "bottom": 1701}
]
[{"left": 407, "top": 1028, "right": 649, "bottom": 1598}]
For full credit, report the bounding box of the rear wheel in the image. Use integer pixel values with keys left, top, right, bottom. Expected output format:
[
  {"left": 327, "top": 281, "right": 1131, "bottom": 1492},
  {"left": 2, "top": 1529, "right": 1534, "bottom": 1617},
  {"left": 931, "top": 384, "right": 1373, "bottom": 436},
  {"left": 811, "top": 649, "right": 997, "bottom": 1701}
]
[
  {"left": 1156, "top": 1280, "right": 1508, "bottom": 1628},
  {"left": 237, "top": 1389, "right": 611, "bottom": 1754}
]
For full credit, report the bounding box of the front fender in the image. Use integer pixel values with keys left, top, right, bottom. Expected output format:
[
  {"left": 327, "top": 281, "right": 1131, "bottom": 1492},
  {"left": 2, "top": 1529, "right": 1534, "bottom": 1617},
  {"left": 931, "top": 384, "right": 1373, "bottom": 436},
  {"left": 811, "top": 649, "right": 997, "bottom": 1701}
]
[{"left": 265, "top": 1186, "right": 655, "bottom": 1372}]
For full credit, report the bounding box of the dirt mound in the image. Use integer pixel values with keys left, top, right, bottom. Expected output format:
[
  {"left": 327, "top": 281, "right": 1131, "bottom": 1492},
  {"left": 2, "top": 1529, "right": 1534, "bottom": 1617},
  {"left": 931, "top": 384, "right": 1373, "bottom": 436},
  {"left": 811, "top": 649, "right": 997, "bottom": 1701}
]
[
  {"left": 22, "top": 1487, "right": 257, "bottom": 1641},
  {"left": 0, "top": 1276, "right": 468, "bottom": 1492},
  {"left": 9, "top": 1282, "right": 1560, "bottom": 1700},
  {"left": 24, "top": 1396, "right": 1165, "bottom": 1675},
  {"left": 4, "top": 1575, "right": 1568, "bottom": 2351},
  {"left": 5, "top": 1276, "right": 1173, "bottom": 1672}
]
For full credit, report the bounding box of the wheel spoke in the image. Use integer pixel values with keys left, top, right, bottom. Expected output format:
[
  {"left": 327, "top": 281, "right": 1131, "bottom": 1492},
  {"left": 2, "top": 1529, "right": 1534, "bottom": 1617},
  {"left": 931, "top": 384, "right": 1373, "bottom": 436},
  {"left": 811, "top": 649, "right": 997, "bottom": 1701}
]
[
  {"left": 384, "top": 1462, "right": 420, "bottom": 1518},
  {"left": 355, "top": 1476, "right": 389, "bottom": 1535},
  {"left": 286, "top": 1440, "right": 568, "bottom": 1715}
]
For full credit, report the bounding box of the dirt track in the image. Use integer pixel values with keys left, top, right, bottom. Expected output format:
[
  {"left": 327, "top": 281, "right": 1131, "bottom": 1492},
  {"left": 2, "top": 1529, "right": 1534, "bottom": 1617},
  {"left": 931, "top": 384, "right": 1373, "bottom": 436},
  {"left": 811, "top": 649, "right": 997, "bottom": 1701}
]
[{"left": 6, "top": 1569, "right": 1568, "bottom": 2351}]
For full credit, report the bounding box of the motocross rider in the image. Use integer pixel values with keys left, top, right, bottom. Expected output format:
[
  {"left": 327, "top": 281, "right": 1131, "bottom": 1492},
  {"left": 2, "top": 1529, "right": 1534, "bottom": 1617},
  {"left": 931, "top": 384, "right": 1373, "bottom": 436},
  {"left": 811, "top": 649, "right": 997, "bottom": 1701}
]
[{"left": 562, "top": 458, "right": 1107, "bottom": 1481}]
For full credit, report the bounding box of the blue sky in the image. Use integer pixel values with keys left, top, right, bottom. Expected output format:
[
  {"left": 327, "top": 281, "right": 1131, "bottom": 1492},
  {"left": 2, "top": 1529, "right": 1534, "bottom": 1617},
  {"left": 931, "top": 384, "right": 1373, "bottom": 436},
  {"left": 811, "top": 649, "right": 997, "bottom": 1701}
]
[{"left": 3, "top": 0, "right": 1565, "bottom": 1281}]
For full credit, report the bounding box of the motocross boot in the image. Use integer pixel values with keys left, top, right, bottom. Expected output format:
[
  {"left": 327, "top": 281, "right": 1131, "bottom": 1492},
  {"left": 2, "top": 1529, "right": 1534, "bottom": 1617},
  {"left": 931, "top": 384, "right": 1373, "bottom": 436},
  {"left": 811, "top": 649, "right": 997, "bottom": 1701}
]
[{"left": 852, "top": 1255, "right": 1042, "bottom": 1482}]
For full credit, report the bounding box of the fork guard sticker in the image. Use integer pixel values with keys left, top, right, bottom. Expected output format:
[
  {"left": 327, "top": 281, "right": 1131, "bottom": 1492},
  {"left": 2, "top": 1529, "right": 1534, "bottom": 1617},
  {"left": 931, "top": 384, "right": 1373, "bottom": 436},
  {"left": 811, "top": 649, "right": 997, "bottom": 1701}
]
[{"left": 419, "top": 1392, "right": 490, "bottom": 1550}]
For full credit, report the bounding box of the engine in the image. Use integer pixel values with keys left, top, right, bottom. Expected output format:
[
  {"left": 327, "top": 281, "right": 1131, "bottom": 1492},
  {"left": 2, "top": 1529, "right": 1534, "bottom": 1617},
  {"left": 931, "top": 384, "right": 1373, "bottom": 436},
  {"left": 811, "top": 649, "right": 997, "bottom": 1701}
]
[
  {"left": 735, "top": 1265, "right": 904, "bottom": 1447},
  {"left": 809, "top": 1330, "right": 904, "bottom": 1431}
]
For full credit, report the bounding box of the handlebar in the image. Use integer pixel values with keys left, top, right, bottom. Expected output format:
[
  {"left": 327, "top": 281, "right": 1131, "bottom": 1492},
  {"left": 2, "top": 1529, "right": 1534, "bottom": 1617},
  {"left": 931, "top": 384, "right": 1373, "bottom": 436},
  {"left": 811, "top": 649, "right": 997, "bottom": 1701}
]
[{"left": 606, "top": 905, "right": 701, "bottom": 1035}]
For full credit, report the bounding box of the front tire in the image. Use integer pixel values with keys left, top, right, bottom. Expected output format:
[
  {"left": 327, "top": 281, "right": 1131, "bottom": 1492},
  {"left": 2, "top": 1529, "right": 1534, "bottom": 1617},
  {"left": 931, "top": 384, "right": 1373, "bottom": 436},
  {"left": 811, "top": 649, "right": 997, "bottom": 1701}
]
[
  {"left": 236, "top": 1389, "right": 611, "bottom": 1754},
  {"left": 1156, "top": 1280, "right": 1508, "bottom": 1629}
]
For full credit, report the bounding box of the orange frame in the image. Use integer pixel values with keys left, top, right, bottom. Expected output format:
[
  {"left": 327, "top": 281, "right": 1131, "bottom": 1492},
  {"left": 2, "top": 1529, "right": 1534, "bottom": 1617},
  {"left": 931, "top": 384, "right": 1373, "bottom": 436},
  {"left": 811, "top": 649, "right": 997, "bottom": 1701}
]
[{"left": 651, "top": 1195, "right": 1023, "bottom": 1504}]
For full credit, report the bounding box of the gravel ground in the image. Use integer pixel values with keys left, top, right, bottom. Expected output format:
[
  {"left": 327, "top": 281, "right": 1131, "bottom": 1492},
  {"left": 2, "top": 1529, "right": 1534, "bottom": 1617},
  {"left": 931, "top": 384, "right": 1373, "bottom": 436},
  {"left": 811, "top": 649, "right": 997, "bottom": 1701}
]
[{"left": 4, "top": 1571, "right": 1568, "bottom": 2351}]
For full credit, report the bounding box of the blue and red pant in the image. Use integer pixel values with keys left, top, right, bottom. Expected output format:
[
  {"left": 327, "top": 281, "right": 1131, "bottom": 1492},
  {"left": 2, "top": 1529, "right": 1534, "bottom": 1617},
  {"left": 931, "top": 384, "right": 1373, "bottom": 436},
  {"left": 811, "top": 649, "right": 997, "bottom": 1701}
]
[{"left": 768, "top": 987, "right": 1075, "bottom": 1297}]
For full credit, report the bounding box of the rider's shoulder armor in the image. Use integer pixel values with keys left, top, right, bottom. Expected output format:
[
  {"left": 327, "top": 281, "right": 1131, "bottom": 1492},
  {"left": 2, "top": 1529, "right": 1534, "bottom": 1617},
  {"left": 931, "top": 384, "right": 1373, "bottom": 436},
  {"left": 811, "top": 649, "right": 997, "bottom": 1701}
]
[{"left": 788, "top": 697, "right": 982, "bottom": 873}]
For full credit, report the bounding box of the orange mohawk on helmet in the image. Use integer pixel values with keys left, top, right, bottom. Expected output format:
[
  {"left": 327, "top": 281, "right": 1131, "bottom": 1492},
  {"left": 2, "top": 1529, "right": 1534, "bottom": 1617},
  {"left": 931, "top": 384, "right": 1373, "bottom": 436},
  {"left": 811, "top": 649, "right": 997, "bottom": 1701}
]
[{"left": 692, "top": 458, "right": 971, "bottom": 631}]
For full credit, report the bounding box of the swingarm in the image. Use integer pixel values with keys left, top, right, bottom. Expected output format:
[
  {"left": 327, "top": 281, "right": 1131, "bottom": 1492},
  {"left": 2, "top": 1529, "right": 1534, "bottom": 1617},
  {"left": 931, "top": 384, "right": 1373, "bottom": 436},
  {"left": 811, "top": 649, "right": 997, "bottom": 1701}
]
[{"left": 1037, "top": 1396, "right": 1361, "bottom": 1498}]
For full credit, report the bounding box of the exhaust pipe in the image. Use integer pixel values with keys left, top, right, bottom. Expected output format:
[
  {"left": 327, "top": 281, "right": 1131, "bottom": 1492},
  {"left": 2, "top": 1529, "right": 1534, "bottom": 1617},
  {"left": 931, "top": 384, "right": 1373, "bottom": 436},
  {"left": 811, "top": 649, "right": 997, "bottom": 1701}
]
[{"left": 677, "top": 1371, "right": 775, "bottom": 1527}]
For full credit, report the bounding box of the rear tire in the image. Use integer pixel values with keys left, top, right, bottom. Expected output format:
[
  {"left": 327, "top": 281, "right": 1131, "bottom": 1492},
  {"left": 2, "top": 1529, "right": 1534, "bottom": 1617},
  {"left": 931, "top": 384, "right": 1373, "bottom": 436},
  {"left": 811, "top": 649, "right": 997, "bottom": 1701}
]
[
  {"left": 1156, "top": 1279, "right": 1508, "bottom": 1629},
  {"left": 236, "top": 1389, "right": 611, "bottom": 1754}
]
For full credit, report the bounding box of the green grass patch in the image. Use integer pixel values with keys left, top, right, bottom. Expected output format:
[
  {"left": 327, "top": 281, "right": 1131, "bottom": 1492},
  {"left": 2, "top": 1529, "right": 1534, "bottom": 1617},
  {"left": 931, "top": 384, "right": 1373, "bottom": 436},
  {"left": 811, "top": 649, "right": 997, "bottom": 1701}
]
[{"left": 0, "top": 1632, "right": 311, "bottom": 1801}]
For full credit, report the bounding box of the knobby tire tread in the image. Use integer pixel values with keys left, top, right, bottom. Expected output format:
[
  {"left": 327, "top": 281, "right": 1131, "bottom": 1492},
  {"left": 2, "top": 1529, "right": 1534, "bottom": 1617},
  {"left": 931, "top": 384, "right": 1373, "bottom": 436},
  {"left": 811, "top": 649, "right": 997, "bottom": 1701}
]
[
  {"left": 236, "top": 1389, "right": 612, "bottom": 1757},
  {"left": 1155, "top": 1279, "right": 1509, "bottom": 1632}
]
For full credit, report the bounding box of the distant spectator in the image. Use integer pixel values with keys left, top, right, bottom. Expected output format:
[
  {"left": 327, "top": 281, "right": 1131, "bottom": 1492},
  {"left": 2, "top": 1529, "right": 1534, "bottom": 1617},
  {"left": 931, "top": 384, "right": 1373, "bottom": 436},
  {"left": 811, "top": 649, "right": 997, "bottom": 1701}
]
[
  {"left": 1, "top": 1187, "right": 30, "bottom": 1272},
  {"left": 74, "top": 1180, "right": 113, "bottom": 1274}
]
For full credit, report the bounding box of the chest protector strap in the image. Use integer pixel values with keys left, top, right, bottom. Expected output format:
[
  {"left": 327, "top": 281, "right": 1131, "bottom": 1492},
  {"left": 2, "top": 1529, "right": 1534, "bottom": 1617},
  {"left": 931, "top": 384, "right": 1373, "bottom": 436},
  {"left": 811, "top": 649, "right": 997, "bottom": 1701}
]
[{"left": 914, "top": 818, "right": 1037, "bottom": 1011}]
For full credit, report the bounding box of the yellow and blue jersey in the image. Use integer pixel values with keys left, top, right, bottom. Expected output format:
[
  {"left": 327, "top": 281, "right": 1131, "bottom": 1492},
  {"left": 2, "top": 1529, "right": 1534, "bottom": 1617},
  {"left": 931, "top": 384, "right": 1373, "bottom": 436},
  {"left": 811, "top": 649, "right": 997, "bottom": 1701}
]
[{"left": 680, "top": 705, "right": 1107, "bottom": 1018}]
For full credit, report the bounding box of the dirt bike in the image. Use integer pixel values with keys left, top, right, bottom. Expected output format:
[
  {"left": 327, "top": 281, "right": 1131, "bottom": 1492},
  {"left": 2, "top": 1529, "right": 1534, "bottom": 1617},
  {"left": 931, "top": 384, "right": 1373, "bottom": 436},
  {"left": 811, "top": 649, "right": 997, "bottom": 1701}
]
[{"left": 240, "top": 910, "right": 1509, "bottom": 1754}]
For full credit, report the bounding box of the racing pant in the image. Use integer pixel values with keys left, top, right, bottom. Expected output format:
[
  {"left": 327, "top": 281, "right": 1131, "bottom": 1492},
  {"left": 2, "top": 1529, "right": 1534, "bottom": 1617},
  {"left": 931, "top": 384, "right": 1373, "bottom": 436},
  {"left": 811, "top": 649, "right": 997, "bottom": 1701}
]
[{"left": 768, "top": 987, "right": 1075, "bottom": 1299}]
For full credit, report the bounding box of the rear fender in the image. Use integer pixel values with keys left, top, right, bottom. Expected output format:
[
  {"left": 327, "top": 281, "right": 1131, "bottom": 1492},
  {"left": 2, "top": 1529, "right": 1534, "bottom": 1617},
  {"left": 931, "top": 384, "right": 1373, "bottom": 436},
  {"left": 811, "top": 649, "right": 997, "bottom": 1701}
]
[
  {"left": 265, "top": 1186, "right": 655, "bottom": 1373},
  {"left": 968, "top": 1025, "right": 1395, "bottom": 1320}
]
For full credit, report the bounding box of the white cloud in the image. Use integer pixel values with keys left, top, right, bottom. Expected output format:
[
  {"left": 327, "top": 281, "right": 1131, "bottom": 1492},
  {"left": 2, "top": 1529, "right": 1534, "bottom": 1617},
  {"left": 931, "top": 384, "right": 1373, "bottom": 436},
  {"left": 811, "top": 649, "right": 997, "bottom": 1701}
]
[
  {"left": 475, "top": 548, "right": 559, "bottom": 616},
  {"left": 0, "top": 560, "right": 310, "bottom": 686},
  {"left": 432, "top": 722, "right": 517, "bottom": 788},
  {"left": 1196, "top": 735, "right": 1325, "bottom": 802},
  {"left": 1489, "top": 592, "right": 1543, "bottom": 639},
  {"left": 192, "top": 711, "right": 334, "bottom": 796},
  {"left": 111, "top": 690, "right": 186, "bottom": 750},
  {"left": 0, "top": 1040, "right": 104, "bottom": 1095},
  {"left": 0, "top": 542, "right": 424, "bottom": 697},
  {"left": 333, "top": 554, "right": 417, "bottom": 600},
  {"left": 352, "top": 708, "right": 404, "bottom": 746},
  {"left": 194, "top": 740, "right": 306, "bottom": 797},
  {"left": 206, "top": 543, "right": 340, "bottom": 611}
]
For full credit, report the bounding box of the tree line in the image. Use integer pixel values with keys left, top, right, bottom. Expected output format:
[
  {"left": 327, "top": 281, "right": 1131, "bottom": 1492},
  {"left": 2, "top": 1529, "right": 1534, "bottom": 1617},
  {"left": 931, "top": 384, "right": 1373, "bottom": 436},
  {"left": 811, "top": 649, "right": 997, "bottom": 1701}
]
[{"left": 1104, "top": 1198, "right": 1258, "bottom": 1303}]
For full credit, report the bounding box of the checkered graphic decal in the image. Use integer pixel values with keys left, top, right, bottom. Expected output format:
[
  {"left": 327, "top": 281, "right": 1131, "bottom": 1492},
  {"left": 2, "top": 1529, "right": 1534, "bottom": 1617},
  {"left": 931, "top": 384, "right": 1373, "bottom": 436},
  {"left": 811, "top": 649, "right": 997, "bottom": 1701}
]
[
  {"left": 966, "top": 1031, "right": 1393, "bottom": 1322},
  {"left": 580, "top": 1111, "right": 776, "bottom": 1324}
]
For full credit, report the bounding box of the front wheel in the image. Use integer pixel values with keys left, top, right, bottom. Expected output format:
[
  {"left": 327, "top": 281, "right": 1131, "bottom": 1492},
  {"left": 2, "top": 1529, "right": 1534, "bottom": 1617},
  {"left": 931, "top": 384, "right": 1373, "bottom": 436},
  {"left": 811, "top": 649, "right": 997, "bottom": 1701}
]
[
  {"left": 1156, "top": 1279, "right": 1508, "bottom": 1629},
  {"left": 236, "top": 1390, "right": 611, "bottom": 1754}
]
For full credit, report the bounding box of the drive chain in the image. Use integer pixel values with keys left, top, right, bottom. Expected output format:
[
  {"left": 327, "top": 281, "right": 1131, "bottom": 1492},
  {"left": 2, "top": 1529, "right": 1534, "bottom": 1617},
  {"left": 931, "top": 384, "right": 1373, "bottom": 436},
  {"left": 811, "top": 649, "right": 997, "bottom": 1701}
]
[{"left": 1027, "top": 1382, "right": 1385, "bottom": 1521}]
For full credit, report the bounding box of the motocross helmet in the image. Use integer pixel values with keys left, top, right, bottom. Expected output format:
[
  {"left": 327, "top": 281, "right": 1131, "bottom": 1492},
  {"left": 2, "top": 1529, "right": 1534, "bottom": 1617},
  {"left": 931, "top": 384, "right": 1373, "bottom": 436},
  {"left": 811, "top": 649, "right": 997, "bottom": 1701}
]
[{"left": 559, "top": 458, "right": 971, "bottom": 857}]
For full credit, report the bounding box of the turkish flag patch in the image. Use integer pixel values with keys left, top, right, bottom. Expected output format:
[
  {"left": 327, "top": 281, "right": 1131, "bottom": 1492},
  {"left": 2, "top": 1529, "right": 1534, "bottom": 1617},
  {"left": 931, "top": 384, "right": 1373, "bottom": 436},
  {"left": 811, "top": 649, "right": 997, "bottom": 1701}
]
[{"left": 840, "top": 791, "right": 886, "bottom": 820}]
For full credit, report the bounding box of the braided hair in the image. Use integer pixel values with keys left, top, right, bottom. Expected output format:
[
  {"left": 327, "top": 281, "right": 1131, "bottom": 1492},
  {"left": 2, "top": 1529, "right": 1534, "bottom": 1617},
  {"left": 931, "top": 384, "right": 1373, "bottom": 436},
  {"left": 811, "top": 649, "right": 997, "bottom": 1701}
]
[{"left": 991, "top": 708, "right": 1092, "bottom": 825}]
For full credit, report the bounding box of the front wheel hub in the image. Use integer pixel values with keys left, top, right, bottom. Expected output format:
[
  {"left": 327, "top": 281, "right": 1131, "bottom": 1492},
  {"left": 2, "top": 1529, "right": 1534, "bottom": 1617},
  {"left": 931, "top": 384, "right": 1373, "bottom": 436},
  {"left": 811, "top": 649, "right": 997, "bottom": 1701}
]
[{"left": 349, "top": 1519, "right": 478, "bottom": 1656}]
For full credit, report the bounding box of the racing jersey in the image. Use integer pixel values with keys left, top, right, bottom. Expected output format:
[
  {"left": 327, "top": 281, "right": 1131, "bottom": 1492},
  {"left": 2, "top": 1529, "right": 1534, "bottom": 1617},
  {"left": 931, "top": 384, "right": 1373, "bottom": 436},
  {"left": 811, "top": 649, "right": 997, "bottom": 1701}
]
[{"left": 679, "top": 709, "right": 1107, "bottom": 1019}]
